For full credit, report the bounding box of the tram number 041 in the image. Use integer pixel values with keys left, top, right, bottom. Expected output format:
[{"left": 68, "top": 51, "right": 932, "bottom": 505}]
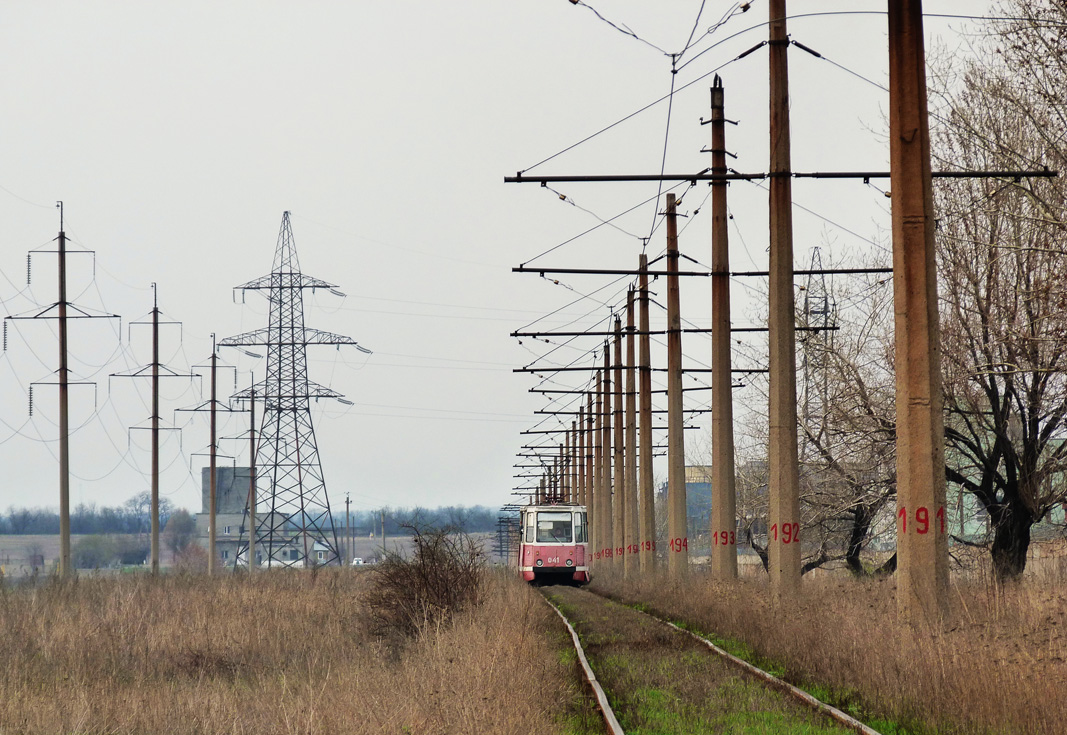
[
  {"left": 669, "top": 537, "right": 688, "bottom": 553},
  {"left": 713, "top": 531, "right": 736, "bottom": 546},
  {"left": 897, "top": 506, "right": 945, "bottom": 535},
  {"left": 770, "top": 523, "right": 800, "bottom": 544}
]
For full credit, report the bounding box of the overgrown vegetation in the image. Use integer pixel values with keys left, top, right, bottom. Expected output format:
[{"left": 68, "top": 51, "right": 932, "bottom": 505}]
[
  {"left": 0, "top": 569, "right": 588, "bottom": 734},
  {"left": 364, "top": 525, "right": 485, "bottom": 643},
  {"left": 596, "top": 568, "right": 1067, "bottom": 735}
]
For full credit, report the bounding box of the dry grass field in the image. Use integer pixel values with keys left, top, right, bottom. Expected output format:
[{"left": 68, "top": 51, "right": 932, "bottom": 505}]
[
  {"left": 594, "top": 563, "right": 1067, "bottom": 735},
  {"left": 0, "top": 568, "right": 593, "bottom": 734}
]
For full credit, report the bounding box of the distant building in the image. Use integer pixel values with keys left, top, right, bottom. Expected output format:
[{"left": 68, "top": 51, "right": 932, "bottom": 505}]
[
  {"left": 196, "top": 466, "right": 252, "bottom": 566},
  {"left": 195, "top": 466, "right": 338, "bottom": 567}
]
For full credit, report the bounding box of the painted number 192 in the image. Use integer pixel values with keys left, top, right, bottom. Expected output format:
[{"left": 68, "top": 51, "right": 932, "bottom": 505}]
[{"left": 770, "top": 522, "right": 800, "bottom": 544}]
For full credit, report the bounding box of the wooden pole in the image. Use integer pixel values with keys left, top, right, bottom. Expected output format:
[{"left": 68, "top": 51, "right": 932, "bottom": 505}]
[
  {"left": 710, "top": 76, "right": 738, "bottom": 579},
  {"left": 888, "top": 0, "right": 948, "bottom": 622},
  {"left": 665, "top": 193, "right": 688, "bottom": 577},
  {"left": 768, "top": 0, "right": 801, "bottom": 594},
  {"left": 638, "top": 254, "right": 656, "bottom": 572},
  {"left": 624, "top": 289, "right": 639, "bottom": 576}
]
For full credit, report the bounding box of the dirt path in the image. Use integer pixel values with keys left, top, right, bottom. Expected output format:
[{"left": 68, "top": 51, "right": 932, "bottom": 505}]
[{"left": 546, "top": 585, "right": 857, "bottom": 735}]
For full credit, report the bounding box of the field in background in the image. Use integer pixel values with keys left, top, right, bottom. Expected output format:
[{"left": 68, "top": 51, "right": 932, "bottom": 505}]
[
  {"left": 593, "top": 561, "right": 1067, "bottom": 735},
  {"left": 0, "top": 532, "right": 502, "bottom": 576},
  {"left": 0, "top": 568, "right": 592, "bottom": 735}
]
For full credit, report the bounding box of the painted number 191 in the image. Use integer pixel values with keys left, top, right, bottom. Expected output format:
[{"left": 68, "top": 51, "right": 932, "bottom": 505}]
[{"left": 897, "top": 506, "right": 945, "bottom": 535}]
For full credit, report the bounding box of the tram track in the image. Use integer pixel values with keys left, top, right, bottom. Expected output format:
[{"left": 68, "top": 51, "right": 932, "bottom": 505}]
[{"left": 541, "top": 585, "right": 884, "bottom": 735}]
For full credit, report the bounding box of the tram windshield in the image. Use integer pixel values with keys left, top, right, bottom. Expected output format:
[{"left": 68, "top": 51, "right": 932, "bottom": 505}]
[{"left": 536, "top": 511, "right": 574, "bottom": 543}]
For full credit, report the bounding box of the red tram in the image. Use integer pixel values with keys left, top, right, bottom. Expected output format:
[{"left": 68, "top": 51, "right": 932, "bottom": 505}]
[{"left": 518, "top": 502, "right": 590, "bottom": 585}]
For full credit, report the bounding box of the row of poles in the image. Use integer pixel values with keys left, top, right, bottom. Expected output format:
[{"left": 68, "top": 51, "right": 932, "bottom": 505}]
[{"left": 516, "top": 0, "right": 950, "bottom": 622}]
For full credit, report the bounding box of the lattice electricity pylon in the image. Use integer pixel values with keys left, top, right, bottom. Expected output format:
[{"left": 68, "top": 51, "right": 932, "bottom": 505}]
[
  {"left": 220, "top": 212, "right": 370, "bottom": 569},
  {"left": 800, "top": 246, "right": 837, "bottom": 428}
]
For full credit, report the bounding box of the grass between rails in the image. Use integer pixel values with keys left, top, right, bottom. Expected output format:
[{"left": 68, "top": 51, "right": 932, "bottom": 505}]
[
  {"left": 547, "top": 586, "right": 855, "bottom": 735},
  {"left": 0, "top": 568, "right": 591, "bottom": 734},
  {"left": 592, "top": 570, "right": 1067, "bottom": 735}
]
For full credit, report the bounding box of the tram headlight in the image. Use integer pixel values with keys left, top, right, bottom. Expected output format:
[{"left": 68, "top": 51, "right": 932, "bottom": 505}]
[
  {"left": 535, "top": 559, "right": 543, "bottom": 567},
  {"left": 566, "top": 559, "right": 573, "bottom": 567}
]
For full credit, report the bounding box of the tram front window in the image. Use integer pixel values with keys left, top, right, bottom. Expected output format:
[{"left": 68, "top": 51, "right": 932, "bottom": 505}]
[{"left": 536, "top": 511, "right": 574, "bottom": 543}]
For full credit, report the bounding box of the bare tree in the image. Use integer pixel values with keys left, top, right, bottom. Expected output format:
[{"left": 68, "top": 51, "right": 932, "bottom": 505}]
[
  {"left": 796, "top": 264, "right": 898, "bottom": 576},
  {"left": 931, "top": 0, "right": 1067, "bottom": 579}
]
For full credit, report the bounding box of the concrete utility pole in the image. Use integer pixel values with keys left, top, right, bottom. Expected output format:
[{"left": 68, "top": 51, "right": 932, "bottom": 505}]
[
  {"left": 151, "top": 292, "right": 161, "bottom": 575},
  {"left": 345, "top": 493, "right": 351, "bottom": 566},
  {"left": 601, "top": 346, "right": 614, "bottom": 563},
  {"left": 248, "top": 386, "right": 256, "bottom": 573},
  {"left": 624, "top": 289, "right": 639, "bottom": 576},
  {"left": 571, "top": 420, "right": 579, "bottom": 504},
  {"left": 767, "top": 0, "right": 802, "bottom": 595},
  {"left": 208, "top": 341, "right": 218, "bottom": 576},
  {"left": 57, "top": 217, "right": 71, "bottom": 578},
  {"left": 665, "top": 193, "right": 688, "bottom": 577},
  {"left": 593, "top": 370, "right": 604, "bottom": 561},
  {"left": 613, "top": 316, "right": 625, "bottom": 566},
  {"left": 710, "top": 76, "right": 739, "bottom": 579},
  {"left": 585, "top": 392, "right": 594, "bottom": 507},
  {"left": 888, "top": 0, "right": 948, "bottom": 622},
  {"left": 638, "top": 254, "right": 656, "bottom": 572},
  {"left": 578, "top": 404, "right": 587, "bottom": 506}
]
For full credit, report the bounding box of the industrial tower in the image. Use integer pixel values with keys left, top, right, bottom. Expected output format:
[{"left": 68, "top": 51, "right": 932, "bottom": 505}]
[{"left": 221, "top": 212, "right": 367, "bottom": 567}]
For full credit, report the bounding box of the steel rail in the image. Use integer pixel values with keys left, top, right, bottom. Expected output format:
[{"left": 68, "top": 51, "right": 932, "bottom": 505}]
[
  {"left": 542, "top": 585, "right": 886, "bottom": 734},
  {"left": 613, "top": 593, "right": 886, "bottom": 735},
  {"left": 540, "top": 593, "right": 626, "bottom": 735}
]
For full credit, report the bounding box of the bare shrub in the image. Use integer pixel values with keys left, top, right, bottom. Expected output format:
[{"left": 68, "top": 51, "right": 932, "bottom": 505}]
[
  {"left": 364, "top": 525, "right": 484, "bottom": 641},
  {"left": 172, "top": 543, "right": 208, "bottom": 573}
]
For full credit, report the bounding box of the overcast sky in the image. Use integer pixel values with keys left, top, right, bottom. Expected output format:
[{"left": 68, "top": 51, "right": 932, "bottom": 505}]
[{"left": 0, "top": 1, "right": 986, "bottom": 516}]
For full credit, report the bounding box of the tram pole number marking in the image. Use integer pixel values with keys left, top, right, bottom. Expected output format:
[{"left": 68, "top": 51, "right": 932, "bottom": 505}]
[
  {"left": 897, "top": 506, "right": 946, "bottom": 535},
  {"left": 712, "top": 531, "right": 736, "bottom": 546},
  {"left": 640, "top": 540, "right": 657, "bottom": 552},
  {"left": 668, "top": 537, "right": 688, "bottom": 553},
  {"left": 769, "top": 523, "right": 800, "bottom": 544}
]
